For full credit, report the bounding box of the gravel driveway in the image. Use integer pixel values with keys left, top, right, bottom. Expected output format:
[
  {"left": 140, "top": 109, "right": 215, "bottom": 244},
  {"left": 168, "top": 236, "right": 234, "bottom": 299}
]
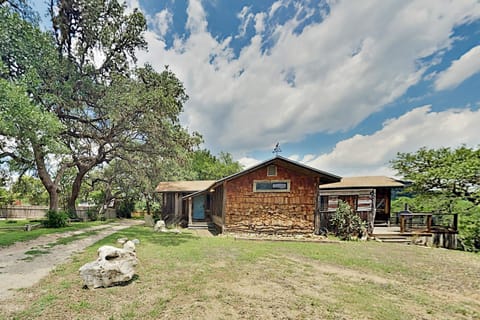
[{"left": 0, "top": 219, "right": 143, "bottom": 301}]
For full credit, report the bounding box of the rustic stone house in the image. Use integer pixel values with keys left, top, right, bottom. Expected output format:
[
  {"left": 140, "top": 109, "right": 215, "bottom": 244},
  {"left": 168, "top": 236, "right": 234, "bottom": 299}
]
[{"left": 183, "top": 156, "right": 341, "bottom": 234}]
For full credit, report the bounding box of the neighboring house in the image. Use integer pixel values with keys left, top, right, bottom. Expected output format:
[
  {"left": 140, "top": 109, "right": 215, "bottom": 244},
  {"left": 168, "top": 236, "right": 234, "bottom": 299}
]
[
  {"left": 318, "top": 176, "right": 405, "bottom": 233},
  {"left": 155, "top": 180, "right": 216, "bottom": 225},
  {"left": 183, "top": 156, "right": 341, "bottom": 234}
]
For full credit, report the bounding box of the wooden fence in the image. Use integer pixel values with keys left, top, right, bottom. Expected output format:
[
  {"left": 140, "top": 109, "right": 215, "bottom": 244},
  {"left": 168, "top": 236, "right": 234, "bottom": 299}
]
[
  {"left": 0, "top": 205, "right": 48, "bottom": 219},
  {"left": 0, "top": 205, "right": 117, "bottom": 220}
]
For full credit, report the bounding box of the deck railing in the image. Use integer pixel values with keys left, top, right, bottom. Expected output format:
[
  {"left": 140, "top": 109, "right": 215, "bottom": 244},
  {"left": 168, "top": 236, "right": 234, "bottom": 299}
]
[{"left": 397, "top": 212, "right": 458, "bottom": 233}]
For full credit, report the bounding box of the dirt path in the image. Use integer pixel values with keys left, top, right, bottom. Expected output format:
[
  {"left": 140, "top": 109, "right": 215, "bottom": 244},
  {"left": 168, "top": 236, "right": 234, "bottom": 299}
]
[{"left": 0, "top": 219, "right": 143, "bottom": 301}]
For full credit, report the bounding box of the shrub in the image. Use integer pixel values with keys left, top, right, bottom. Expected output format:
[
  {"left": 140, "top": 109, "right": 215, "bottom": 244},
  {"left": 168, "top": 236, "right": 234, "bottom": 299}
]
[
  {"left": 331, "top": 200, "right": 365, "bottom": 240},
  {"left": 117, "top": 200, "right": 134, "bottom": 218},
  {"left": 66, "top": 208, "right": 78, "bottom": 220},
  {"left": 86, "top": 209, "right": 98, "bottom": 221},
  {"left": 43, "top": 210, "right": 69, "bottom": 228}
]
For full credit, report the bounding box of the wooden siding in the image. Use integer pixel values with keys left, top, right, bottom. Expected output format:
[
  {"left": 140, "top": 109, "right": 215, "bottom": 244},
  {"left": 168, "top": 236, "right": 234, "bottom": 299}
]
[{"left": 223, "top": 164, "right": 319, "bottom": 234}]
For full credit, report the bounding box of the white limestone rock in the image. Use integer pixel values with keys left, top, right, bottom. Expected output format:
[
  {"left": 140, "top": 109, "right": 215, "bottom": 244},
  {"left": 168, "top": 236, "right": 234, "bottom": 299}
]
[
  {"left": 153, "top": 220, "right": 167, "bottom": 232},
  {"left": 123, "top": 240, "right": 136, "bottom": 252},
  {"left": 117, "top": 237, "right": 128, "bottom": 245},
  {"left": 79, "top": 245, "right": 138, "bottom": 289}
]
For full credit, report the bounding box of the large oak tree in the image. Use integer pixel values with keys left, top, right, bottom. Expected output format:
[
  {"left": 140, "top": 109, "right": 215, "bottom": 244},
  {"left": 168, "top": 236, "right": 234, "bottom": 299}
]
[{"left": 1, "top": 1, "right": 200, "bottom": 212}]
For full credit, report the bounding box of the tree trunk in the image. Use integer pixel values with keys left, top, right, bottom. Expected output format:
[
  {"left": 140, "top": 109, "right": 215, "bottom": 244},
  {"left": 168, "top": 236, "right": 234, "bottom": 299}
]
[
  {"left": 67, "top": 168, "right": 88, "bottom": 214},
  {"left": 32, "top": 144, "right": 60, "bottom": 211},
  {"left": 145, "top": 194, "right": 151, "bottom": 216},
  {"left": 48, "top": 188, "right": 59, "bottom": 211}
]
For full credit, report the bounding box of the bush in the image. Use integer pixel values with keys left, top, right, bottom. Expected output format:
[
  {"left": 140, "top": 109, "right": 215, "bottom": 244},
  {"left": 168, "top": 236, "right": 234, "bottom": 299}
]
[
  {"left": 66, "top": 208, "right": 78, "bottom": 220},
  {"left": 43, "top": 210, "right": 69, "bottom": 228},
  {"left": 331, "top": 200, "right": 365, "bottom": 240},
  {"left": 86, "top": 209, "right": 98, "bottom": 221},
  {"left": 117, "top": 200, "right": 134, "bottom": 218}
]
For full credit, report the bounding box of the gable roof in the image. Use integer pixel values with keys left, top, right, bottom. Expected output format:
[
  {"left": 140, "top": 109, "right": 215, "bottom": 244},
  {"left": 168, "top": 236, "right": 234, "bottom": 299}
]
[
  {"left": 216, "top": 155, "right": 341, "bottom": 185},
  {"left": 183, "top": 156, "right": 341, "bottom": 199},
  {"left": 318, "top": 176, "right": 405, "bottom": 189},
  {"left": 155, "top": 180, "right": 216, "bottom": 193}
]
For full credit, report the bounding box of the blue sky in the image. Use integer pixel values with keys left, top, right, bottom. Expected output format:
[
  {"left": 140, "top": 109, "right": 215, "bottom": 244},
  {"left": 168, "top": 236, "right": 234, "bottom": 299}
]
[{"left": 35, "top": 1, "right": 480, "bottom": 177}]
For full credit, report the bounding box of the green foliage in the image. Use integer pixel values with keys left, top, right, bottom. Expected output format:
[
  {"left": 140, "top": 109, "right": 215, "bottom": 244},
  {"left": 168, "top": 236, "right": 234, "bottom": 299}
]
[
  {"left": 188, "top": 149, "right": 243, "bottom": 180},
  {"left": 1, "top": 3, "right": 202, "bottom": 212},
  {"left": 86, "top": 209, "right": 98, "bottom": 221},
  {"left": 459, "top": 207, "right": 480, "bottom": 252},
  {"left": 330, "top": 200, "right": 366, "bottom": 240},
  {"left": 0, "top": 187, "right": 14, "bottom": 206},
  {"left": 391, "top": 146, "right": 480, "bottom": 206},
  {"left": 11, "top": 175, "right": 49, "bottom": 205},
  {"left": 117, "top": 200, "right": 135, "bottom": 218},
  {"left": 391, "top": 146, "right": 480, "bottom": 251},
  {"left": 44, "top": 210, "right": 69, "bottom": 228}
]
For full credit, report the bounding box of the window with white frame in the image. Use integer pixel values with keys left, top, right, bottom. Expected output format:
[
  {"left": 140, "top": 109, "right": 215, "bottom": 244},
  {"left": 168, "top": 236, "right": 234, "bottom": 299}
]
[{"left": 253, "top": 180, "right": 290, "bottom": 192}]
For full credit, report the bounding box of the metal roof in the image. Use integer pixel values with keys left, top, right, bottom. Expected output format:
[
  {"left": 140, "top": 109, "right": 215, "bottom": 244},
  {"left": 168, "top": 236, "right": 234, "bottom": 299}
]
[
  {"left": 154, "top": 180, "right": 217, "bottom": 193},
  {"left": 319, "top": 176, "right": 405, "bottom": 189}
]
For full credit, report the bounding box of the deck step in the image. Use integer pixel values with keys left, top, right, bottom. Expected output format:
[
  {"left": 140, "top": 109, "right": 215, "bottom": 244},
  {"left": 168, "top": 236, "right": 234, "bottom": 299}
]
[
  {"left": 374, "top": 222, "right": 390, "bottom": 227},
  {"left": 188, "top": 222, "right": 215, "bottom": 230},
  {"left": 374, "top": 234, "right": 411, "bottom": 244},
  {"left": 379, "top": 238, "right": 412, "bottom": 244}
]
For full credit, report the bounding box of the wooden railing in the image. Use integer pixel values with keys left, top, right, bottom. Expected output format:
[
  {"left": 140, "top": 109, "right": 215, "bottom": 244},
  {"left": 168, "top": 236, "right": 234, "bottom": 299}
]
[{"left": 399, "top": 212, "right": 458, "bottom": 233}]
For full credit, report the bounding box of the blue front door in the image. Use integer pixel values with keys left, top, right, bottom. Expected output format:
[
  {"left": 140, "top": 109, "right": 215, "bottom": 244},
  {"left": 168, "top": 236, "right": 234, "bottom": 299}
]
[{"left": 193, "top": 195, "right": 205, "bottom": 220}]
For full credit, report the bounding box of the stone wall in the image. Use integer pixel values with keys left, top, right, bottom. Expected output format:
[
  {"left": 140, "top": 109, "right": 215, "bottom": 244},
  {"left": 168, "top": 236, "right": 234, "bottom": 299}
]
[{"left": 223, "top": 164, "right": 319, "bottom": 234}]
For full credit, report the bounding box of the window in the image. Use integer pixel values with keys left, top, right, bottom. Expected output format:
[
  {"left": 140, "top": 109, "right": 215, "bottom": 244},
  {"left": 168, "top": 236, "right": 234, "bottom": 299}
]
[
  {"left": 339, "top": 195, "right": 358, "bottom": 210},
  {"left": 253, "top": 180, "right": 290, "bottom": 192},
  {"left": 267, "top": 165, "right": 277, "bottom": 176}
]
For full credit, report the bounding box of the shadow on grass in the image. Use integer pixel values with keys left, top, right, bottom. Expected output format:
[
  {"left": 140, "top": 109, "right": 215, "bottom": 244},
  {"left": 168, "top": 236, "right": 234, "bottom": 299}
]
[{"left": 98, "top": 226, "right": 200, "bottom": 247}]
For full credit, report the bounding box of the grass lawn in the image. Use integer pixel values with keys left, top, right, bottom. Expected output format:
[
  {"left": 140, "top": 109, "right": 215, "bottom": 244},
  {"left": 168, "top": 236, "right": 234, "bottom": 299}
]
[
  {"left": 0, "top": 220, "right": 111, "bottom": 247},
  {"left": 2, "top": 226, "right": 480, "bottom": 320}
]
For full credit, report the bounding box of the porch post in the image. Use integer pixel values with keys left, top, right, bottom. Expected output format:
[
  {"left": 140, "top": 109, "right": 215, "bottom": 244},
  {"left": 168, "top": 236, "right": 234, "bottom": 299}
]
[
  {"left": 369, "top": 189, "right": 376, "bottom": 234},
  {"left": 188, "top": 197, "right": 192, "bottom": 226}
]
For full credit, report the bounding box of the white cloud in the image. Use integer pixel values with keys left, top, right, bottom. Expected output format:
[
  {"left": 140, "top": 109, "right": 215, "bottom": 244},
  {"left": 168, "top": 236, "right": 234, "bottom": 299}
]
[
  {"left": 152, "top": 9, "right": 173, "bottom": 38},
  {"left": 186, "top": 0, "right": 208, "bottom": 33},
  {"left": 133, "top": 0, "right": 480, "bottom": 155},
  {"left": 238, "top": 156, "right": 262, "bottom": 169},
  {"left": 269, "top": 0, "right": 287, "bottom": 17},
  {"left": 237, "top": 6, "right": 254, "bottom": 38},
  {"left": 302, "top": 106, "right": 480, "bottom": 177},
  {"left": 434, "top": 45, "right": 480, "bottom": 90}
]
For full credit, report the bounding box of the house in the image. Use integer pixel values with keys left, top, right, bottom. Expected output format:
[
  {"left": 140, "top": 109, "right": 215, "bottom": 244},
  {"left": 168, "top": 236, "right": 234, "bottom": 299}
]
[
  {"left": 155, "top": 180, "right": 215, "bottom": 225},
  {"left": 183, "top": 156, "right": 341, "bottom": 234},
  {"left": 156, "top": 157, "right": 405, "bottom": 235},
  {"left": 318, "top": 176, "right": 405, "bottom": 233}
]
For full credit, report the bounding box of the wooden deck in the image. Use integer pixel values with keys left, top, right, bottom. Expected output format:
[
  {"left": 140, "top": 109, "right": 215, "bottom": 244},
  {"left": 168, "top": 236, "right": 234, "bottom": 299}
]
[{"left": 372, "top": 224, "right": 458, "bottom": 248}]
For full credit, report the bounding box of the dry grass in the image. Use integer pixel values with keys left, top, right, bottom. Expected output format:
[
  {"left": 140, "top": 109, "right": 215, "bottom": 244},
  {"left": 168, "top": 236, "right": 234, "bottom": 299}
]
[{"left": 1, "top": 226, "right": 479, "bottom": 320}]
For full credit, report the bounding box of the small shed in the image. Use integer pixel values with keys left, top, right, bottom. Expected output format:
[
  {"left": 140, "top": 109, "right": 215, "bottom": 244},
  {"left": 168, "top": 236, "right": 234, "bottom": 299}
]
[
  {"left": 318, "top": 176, "right": 405, "bottom": 233},
  {"left": 155, "top": 180, "right": 216, "bottom": 224},
  {"left": 184, "top": 156, "right": 341, "bottom": 234}
]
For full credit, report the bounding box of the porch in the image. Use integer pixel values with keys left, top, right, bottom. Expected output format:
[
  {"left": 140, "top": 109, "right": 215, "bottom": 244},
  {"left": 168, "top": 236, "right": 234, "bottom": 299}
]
[{"left": 372, "top": 212, "right": 459, "bottom": 248}]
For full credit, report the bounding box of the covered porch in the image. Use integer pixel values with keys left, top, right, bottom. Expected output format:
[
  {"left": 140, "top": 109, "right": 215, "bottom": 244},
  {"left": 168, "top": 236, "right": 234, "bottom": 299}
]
[
  {"left": 316, "top": 176, "right": 405, "bottom": 234},
  {"left": 155, "top": 180, "right": 215, "bottom": 225}
]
